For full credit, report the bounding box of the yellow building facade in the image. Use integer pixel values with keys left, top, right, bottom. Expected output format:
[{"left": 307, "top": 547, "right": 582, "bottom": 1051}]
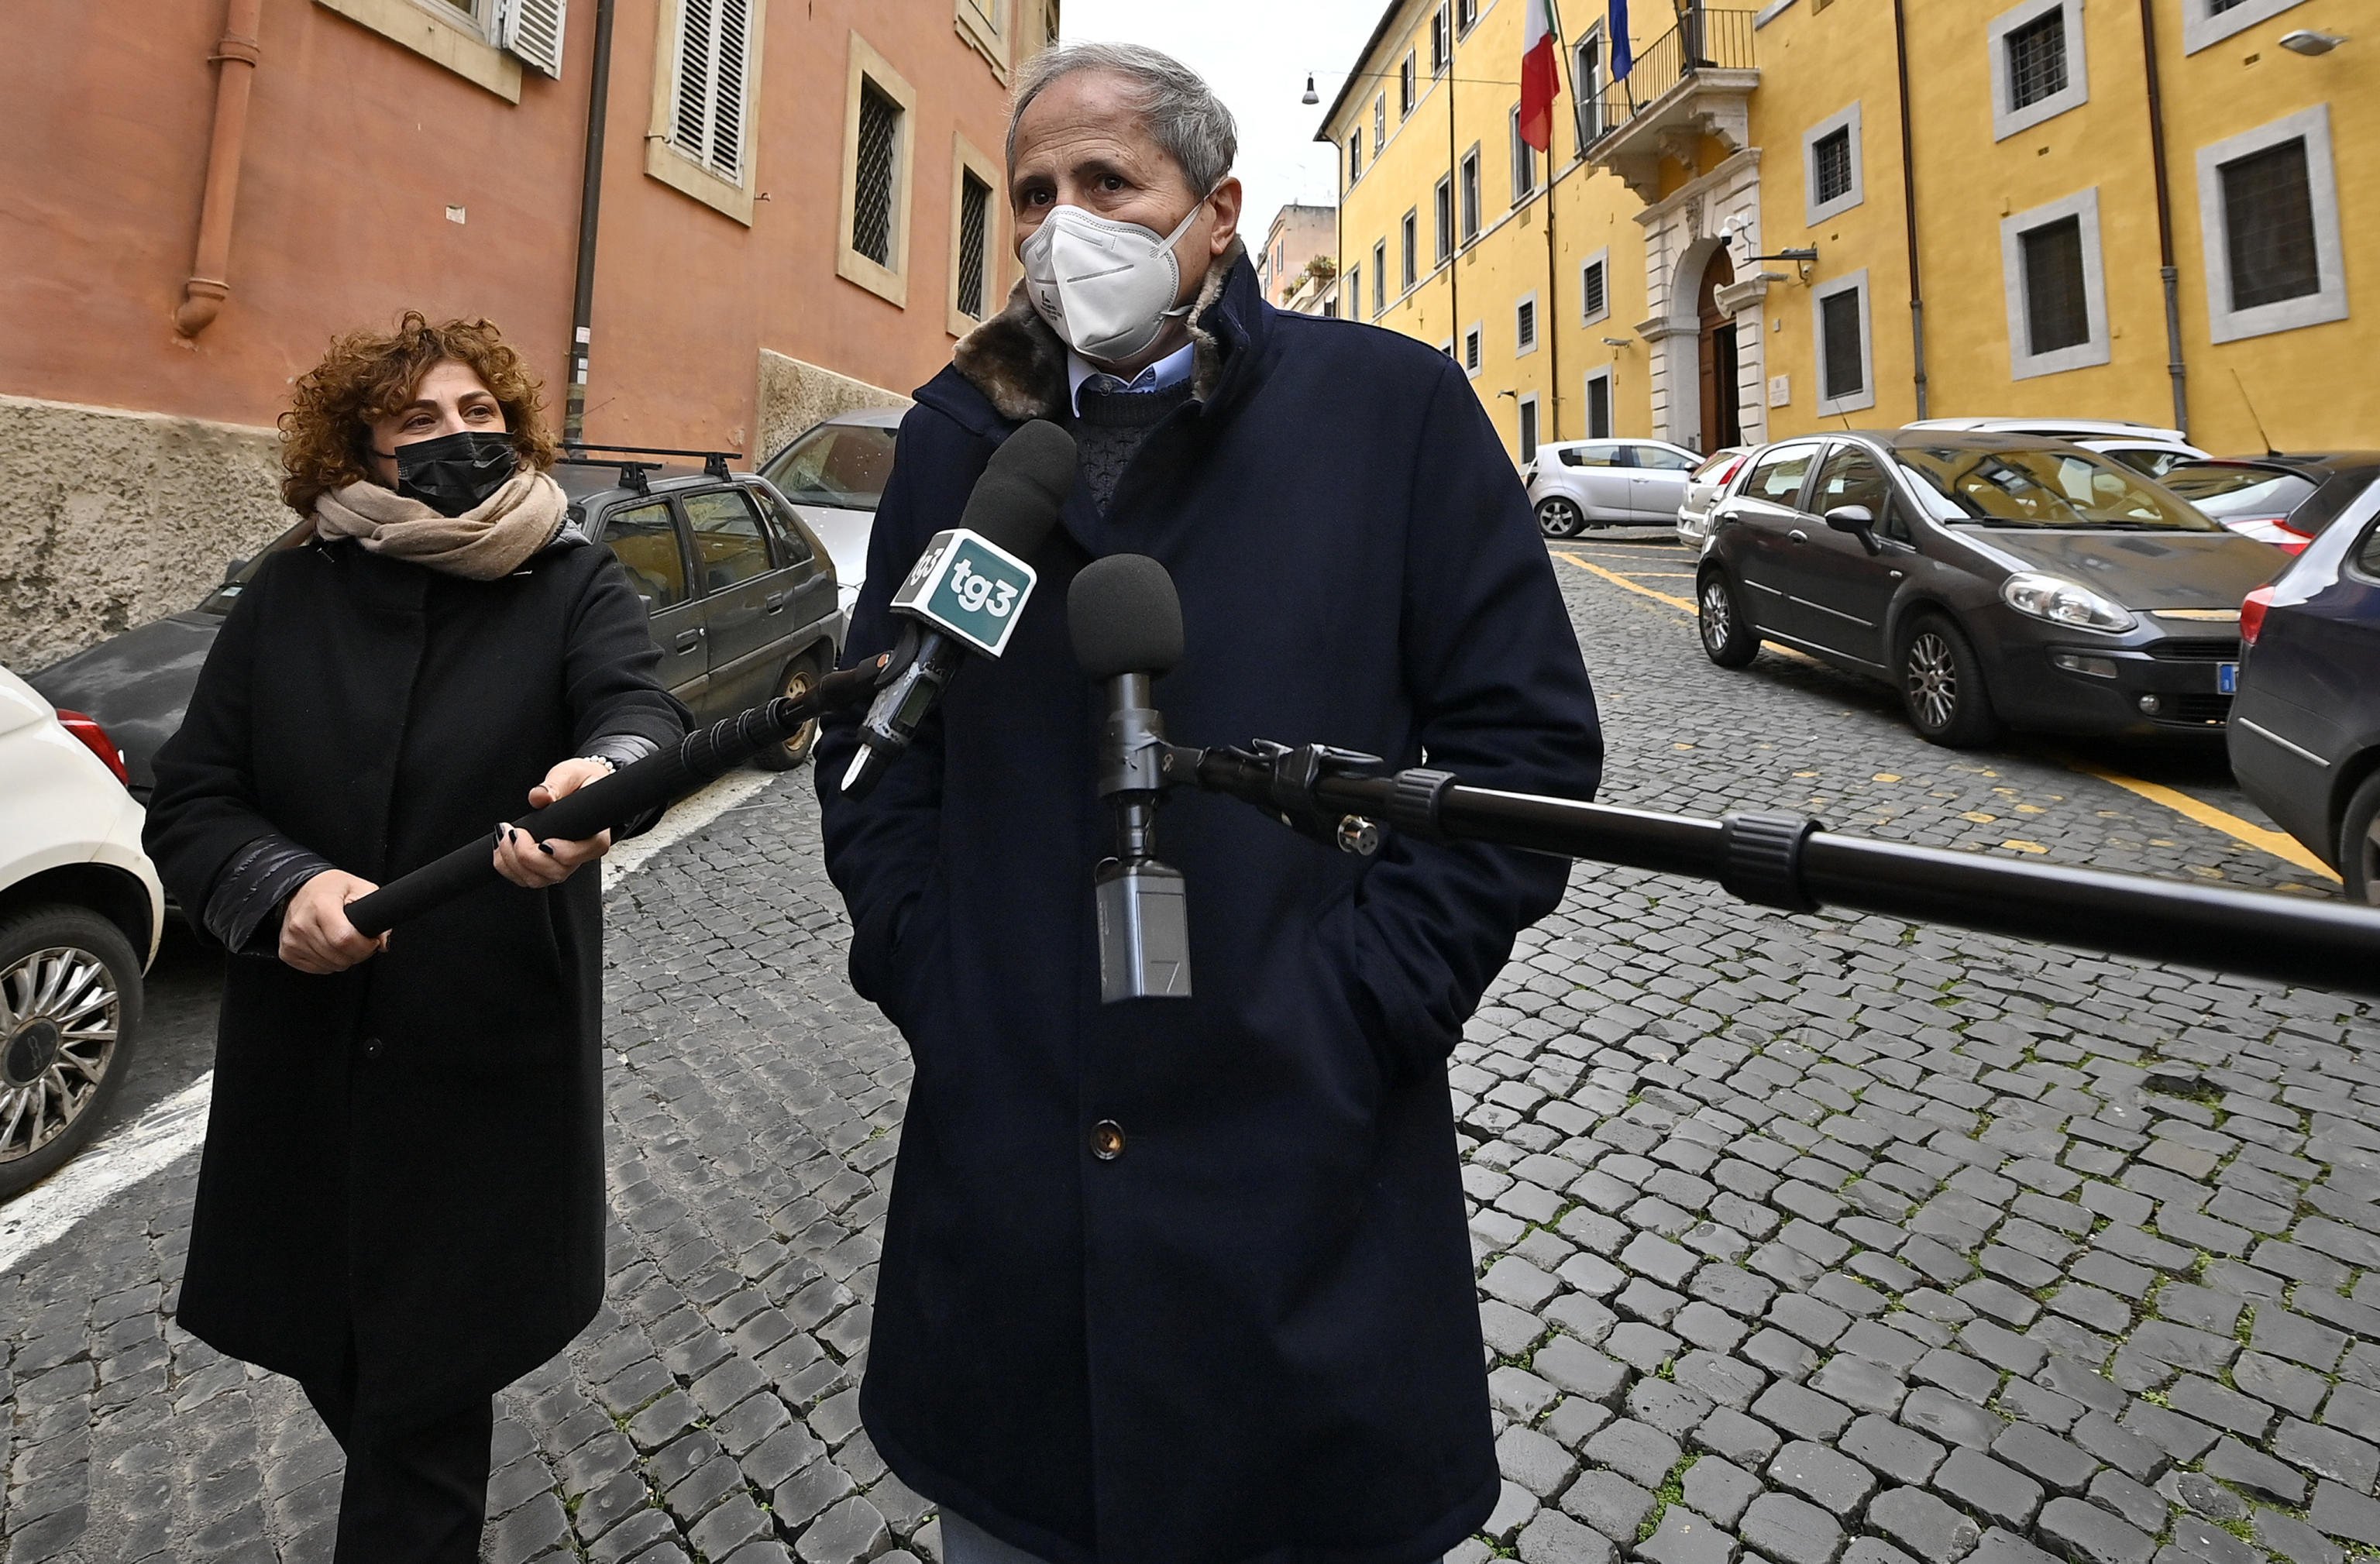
[{"left": 1321, "top": 0, "right": 2371, "bottom": 463}]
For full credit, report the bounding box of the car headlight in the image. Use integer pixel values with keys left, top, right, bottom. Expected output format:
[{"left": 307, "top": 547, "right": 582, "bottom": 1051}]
[{"left": 2000, "top": 572, "right": 2137, "bottom": 633}]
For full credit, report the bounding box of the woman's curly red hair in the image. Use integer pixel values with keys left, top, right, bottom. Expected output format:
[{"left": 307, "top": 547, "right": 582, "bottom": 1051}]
[{"left": 279, "top": 312, "right": 557, "bottom": 515}]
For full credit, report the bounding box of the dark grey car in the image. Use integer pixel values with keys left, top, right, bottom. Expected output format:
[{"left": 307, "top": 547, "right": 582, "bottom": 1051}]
[
  {"left": 1694, "top": 432, "right": 2285, "bottom": 746},
  {"left": 31, "top": 459, "right": 842, "bottom": 798}
]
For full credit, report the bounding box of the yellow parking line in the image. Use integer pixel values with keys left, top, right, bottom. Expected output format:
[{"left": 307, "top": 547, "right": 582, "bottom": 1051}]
[
  {"left": 1553, "top": 551, "right": 1697, "bottom": 612},
  {"left": 2069, "top": 760, "right": 2340, "bottom": 881}
]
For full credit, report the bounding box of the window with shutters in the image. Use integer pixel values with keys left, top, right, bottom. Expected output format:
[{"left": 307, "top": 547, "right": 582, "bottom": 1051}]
[
  {"left": 834, "top": 33, "right": 918, "bottom": 305},
  {"left": 1574, "top": 34, "right": 1603, "bottom": 147},
  {"left": 1580, "top": 249, "right": 1609, "bottom": 326},
  {"left": 1372, "top": 241, "right": 1387, "bottom": 316},
  {"left": 1345, "top": 265, "right": 1358, "bottom": 321},
  {"left": 1584, "top": 370, "right": 1612, "bottom": 440},
  {"left": 1988, "top": 0, "right": 2086, "bottom": 139},
  {"left": 645, "top": 0, "right": 770, "bottom": 222},
  {"left": 2000, "top": 189, "right": 2109, "bottom": 376},
  {"left": 493, "top": 0, "right": 566, "bottom": 77},
  {"left": 947, "top": 133, "right": 1002, "bottom": 338},
  {"left": 1400, "top": 53, "right": 1415, "bottom": 118},
  {"left": 322, "top": 0, "right": 526, "bottom": 99},
  {"left": 1509, "top": 106, "right": 1536, "bottom": 204},
  {"left": 1432, "top": 7, "right": 1450, "bottom": 74},
  {"left": 1435, "top": 176, "right": 1454, "bottom": 264},
  {"left": 1401, "top": 211, "right": 1418, "bottom": 292},
  {"left": 1463, "top": 323, "right": 1483, "bottom": 376},
  {"left": 1516, "top": 292, "right": 1539, "bottom": 357},
  {"left": 1812, "top": 270, "right": 1873, "bottom": 416},
  {"left": 2198, "top": 105, "right": 2347, "bottom": 342},
  {"left": 1457, "top": 0, "right": 1478, "bottom": 36},
  {"left": 1460, "top": 147, "right": 1481, "bottom": 241},
  {"left": 1374, "top": 96, "right": 1387, "bottom": 156},
  {"left": 1804, "top": 104, "right": 1862, "bottom": 224},
  {"left": 1347, "top": 132, "right": 1363, "bottom": 187}
]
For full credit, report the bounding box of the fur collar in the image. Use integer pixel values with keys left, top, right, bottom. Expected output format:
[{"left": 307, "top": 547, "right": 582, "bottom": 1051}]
[{"left": 953, "top": 237, "right": 1251, "bottom": 422}]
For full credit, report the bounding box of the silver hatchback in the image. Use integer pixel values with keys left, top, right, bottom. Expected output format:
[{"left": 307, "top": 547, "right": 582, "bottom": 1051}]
[{"left": 1524, "top": 438, "right": 1704, "bottom": 537}]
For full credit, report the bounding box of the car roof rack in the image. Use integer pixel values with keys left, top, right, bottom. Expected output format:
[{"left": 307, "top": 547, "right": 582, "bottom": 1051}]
[{"left": 559, "top": 443, "right": 746, "bottom": 485}]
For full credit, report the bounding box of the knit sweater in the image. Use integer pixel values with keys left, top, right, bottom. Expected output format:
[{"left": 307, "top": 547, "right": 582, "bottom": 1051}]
[{"left": 1069, "top": 379, "right": 1197, "bottom": 514}]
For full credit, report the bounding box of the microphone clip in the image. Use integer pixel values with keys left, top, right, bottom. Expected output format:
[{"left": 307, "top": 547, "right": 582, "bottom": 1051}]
[{"left": 1242, "top": 741, "right": 1391, "bottom": 857}]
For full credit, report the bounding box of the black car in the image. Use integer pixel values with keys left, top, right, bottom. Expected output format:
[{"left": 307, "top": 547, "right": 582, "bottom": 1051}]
[
  {"left": 1695, "top": 432, "right": 2285, "bottom": 746},
  {"left": 2227, "top": 486, "right": 2380, "bottom": 902},
  {"left": 32, "top": 454, "right": 843, "bottom": 798},
  {"left": 2162, "top": 452, "right": 2380, "bottom": 555}
]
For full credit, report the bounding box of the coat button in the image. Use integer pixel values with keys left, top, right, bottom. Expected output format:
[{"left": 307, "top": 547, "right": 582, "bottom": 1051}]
[
  {"left": 1090, "top": 1120, "right": 1126, "bottom": 1161},
  {"left": 360, "top": 1036, "right": 383, "bottom": 1060}
]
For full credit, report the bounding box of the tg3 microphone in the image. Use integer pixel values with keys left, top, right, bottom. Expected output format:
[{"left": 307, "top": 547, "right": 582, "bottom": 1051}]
[
  {"left": 1067, "top": 554, "right": 1192, "bottom": 1002},
  {"left": 840, "top": 419, "right": 1078, "bottom": 799}
]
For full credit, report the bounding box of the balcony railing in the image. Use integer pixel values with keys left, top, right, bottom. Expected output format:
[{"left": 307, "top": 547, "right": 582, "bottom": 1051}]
[{"left": 1577, "top": 9, "right": 1759, "bottom": 145}]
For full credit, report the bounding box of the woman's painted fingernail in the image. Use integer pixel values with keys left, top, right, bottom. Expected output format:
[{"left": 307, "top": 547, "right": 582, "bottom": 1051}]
[{"left": 537, "top": 841, "right": 555, "bottom": 856}]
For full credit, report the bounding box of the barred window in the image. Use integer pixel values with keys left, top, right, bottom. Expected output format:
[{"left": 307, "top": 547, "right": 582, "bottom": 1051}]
[
  {"left": 2021, "top": 215, "right": 2090, "bottom": 353},
  {"left": 955, "top": 170, "right": 992, "bottom": 320},
  {"left": 1581, "top": 259, "right": 1608, "bottom": 321},
  {"left": 1821, "top": 290, "right": 1865, "bottom": 400},
  {"left": 672, "top": 0, "right": 752, "bottom": 181},
  {"left": 851, "top": 81, "right": 901, "bottom": 266},
  {"left": 2005, "top": 9, "right": 2068, "bottom": 111},
  {"left": 2222, "top": 139, "right": 2320, "bottom": 311},
  {"left": 1464, "top": 325, "right": 1482, "bottom": 373},
  {"left": 1813, "top": 128, "right": 1854, "bottom": 206},
  {"left": 1517, "top": 297, "right": 1537, "bottom": 352}
]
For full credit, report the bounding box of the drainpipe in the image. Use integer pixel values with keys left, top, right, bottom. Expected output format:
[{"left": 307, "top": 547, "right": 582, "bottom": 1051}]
[
  {"left": 566, "top": 0, "right": 619, "bottom": 442},
  {"left": 175, "top": 0, "right": 263, "bottom": 337},
  {"left": 2139, "top": 0, "right": 2189, "bottom": 437},
  {"left": 1890, "top": 0, "right": 1928, "bottom": 418}
]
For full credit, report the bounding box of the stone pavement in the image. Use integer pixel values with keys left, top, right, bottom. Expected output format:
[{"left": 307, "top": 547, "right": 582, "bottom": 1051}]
[{"left": 3, "top": 544, "right": 2377, "bottom": 1564}]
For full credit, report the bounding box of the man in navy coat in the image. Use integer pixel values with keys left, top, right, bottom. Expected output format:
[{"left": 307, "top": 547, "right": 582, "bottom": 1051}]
[{"left": 816, "top": 41, "right": 1604, "bottom": 1564}]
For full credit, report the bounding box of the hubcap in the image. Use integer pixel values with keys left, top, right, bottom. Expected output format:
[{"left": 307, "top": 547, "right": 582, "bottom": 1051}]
[
  {"left": 1539, "top": 499, "right": 1583, "bottom": 537},
  {"left": 1906, "top": 633, "right": 1959, "bottom": 729},
  {"left": 2361, "top": 813, "right": 2380, "bottom": 906},
  {"left": 1701, "top": 581, "right": 1733, "bottom": 648},
  {"left": 781, "top": 667, "right": 819, "bottom": 757},
  {"left": 0, "top": 946, "right": 120, "bottom": 1164}
]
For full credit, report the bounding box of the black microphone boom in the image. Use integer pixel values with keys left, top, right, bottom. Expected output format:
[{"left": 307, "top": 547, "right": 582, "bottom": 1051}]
[{"left": 344, "top": 658, "right": 885, "bottom": 938}]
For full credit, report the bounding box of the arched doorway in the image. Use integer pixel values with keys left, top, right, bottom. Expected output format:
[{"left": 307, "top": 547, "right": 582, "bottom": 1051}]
[{"left": 1695, "top": 249, "right": 1742, "bottom": 455}]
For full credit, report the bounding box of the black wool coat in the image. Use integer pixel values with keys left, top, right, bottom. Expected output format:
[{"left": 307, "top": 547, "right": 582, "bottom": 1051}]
[
  {"left": 816, "top": 251, "right": 1605, "bottom": 1563},
  {"left": 143, "top": 535, "right": 684, "bottom": 1433}
]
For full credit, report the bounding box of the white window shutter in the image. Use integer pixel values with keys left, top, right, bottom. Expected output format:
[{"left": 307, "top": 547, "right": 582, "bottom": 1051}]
[{"left": 498, "top": 0, "right": 568, "bottom": 79}]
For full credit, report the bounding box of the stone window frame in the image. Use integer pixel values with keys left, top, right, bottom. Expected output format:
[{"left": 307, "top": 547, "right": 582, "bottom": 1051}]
[
  {"left": 2182, "top": 0, "right": 2308, "bottom": 54},
  {"left": 834, "top": 31, "right": 918, "bottom": 306},
  {"left": 1516, "top": 290, "right": 1541, "bottom": 358},
  {"left": 315, "top": 0, "right": 523, "bottom": 101},
  {"left": 1584, "top": 366, "right": 1615, "bottom": 439},
  {"left": 1999, "top": 187, "right": 2112, "bottom": 380},
  {"left": 1803, "top": 101, "right": 1864, "bottom": 226},
  {"left": 1518, "top": 393, "right": 1542, "bottom": 464},
  {"left": 1372, "top": 239, "right": 1388, "bottom": 317},
  {"left": 1463, "top": 321, "right": 1484, "bottom": 377},
  {"left": 1811, "top": 267, "right": 1875, "bottom": 418},
  {"left": 954, "top": 0, "right": 1012, "bottom": 84},
  {"left": 1401, "top": 208, "right": 1420, "bottom": 292},
  {"left": 1580, "top": 246, "right": 1611, "bottom": 327},
  {"left": 645, "top": 0, "right": 774, "bottom": 226},
  {"left": 946, "top": 132, "right": 1003, "bottom": 339},
  {"left": 1987, "top": 0, "right": 2088, "bottom": 143},
  {"left": 2196, "top": 103, "right": 2349, "bottom": 344}
]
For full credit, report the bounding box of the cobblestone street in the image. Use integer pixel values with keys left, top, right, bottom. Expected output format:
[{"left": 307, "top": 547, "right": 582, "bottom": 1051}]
[{"left": 5, "top": 539, "right": 2378, "bottom": 1564}]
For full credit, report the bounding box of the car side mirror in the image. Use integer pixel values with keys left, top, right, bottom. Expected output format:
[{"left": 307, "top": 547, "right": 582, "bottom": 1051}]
[
  {"left": 1824, "top": 505, "right": 1873, "bottom": 534},
  {"left": 222, "top": 557, "right": 247, "bottom": 583}
]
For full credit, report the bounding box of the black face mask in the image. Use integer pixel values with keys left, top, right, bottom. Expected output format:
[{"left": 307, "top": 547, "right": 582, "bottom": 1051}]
[{"left": 377, "top": 429, "right": 519, "bottom": 517}]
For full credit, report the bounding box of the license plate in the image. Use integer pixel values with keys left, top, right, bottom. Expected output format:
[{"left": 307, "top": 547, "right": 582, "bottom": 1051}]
[{"left": 2219, "top": 662, "right": 2238, "bottom": 694}]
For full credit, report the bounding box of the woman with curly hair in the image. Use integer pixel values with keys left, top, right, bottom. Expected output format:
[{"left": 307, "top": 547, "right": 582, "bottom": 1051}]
[{"left": 144, "top": 315, "right": 686, "bottom": 1562}]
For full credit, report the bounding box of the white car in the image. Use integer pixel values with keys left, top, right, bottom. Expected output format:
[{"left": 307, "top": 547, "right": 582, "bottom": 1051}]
[
  {"left": 0, "top": 666, "right": 163, "bottom": 1198},
  {"left": 1904, "top": 418, "right": 2208, "bottom": 482},
  {"left": 1676, "top": 446, "right": 1755, "bottom": 548},
  {"left": 758, "top": 405, "right": 904, "bottom": 627},
  {"left": 1524, "top": 438, "right": 1705, "bottom": 537}
]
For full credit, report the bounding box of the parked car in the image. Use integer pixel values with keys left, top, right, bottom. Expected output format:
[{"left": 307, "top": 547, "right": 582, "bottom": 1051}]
[
  {"left": 1904, "top": 418, "right": 2208, "bottom": 481},
  {"left": 1524, "top": 438, "right": 1704, "bottom": 537},
  {"left": 1677, "top": 446, "right": 1755, "bottom": 547},
  {"left": 2162, "top": 452, "right": 2380, "bottom": 555},
  {"left": 0, "top": 666, "right": 163, "bottom": 1198},
  {"left": 33, "top": 455, "right": 844, "bottom": 794},
  {"left": 758, "top": 406, "right": 903, "bottom": 624},
  {"left": 2227, "top": 479, "right": 2380, "bottom": 902},
  {"left": 1696, "top": 432, "right": 2282, "bottom": 746}
]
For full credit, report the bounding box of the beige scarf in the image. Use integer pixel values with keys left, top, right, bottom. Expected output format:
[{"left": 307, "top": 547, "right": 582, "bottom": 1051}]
[{"left": 311, "top": 469, "right": 569, "bottom": 581}]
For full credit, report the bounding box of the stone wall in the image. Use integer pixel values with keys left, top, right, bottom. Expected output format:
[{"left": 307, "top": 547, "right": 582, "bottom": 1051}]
[
  {"left": 754, "top": 350, "right": 913, "bottom": 468},
  {"left": 1, "top": 395, "right": 291, "bottom": 674}
]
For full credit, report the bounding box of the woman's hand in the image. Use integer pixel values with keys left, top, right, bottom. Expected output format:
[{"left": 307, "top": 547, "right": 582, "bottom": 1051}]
[
  {"left": 280, "top": 871, "right": 389, "bottom": 974},
  {"left": 493, "top": 759, "right": 617, "bottom": 889}
]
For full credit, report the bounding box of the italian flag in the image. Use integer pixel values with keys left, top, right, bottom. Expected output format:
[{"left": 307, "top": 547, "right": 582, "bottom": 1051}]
[{"left": 1518, "top": 0, "right": 1561, "bottom": 153}]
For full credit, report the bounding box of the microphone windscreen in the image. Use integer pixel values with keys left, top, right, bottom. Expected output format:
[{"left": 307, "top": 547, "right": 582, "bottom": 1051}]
[
  {"left": 960, "top": 419, "right": 1078, "bottom": 559},
  {"left": 1069, "top": 554, "right": 1184, "bottom": 679}
]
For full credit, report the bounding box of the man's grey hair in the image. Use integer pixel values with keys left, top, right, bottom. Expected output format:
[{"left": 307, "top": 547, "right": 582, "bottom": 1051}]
[{"left": 1007, "top": 43, "right": 1238, "bottom": 196}]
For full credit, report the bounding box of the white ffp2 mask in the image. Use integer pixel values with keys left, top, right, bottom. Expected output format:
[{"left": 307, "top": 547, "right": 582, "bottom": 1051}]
[{"left": 1019, "top": 198, "right": 1210, "bottom": 364}]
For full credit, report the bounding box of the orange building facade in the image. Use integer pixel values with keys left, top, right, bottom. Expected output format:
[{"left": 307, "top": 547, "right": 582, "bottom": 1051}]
[{"left": 0, "top": 0, "right": 1051, "bottom": 670}]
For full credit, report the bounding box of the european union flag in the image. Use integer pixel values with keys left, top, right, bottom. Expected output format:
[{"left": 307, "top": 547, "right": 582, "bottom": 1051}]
[{"left": 1611, "top": 0, "right": 1633, "bottom": 77}]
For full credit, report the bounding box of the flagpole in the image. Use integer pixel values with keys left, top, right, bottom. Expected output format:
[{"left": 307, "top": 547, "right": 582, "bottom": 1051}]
[{"left": 1544, "top": 0, "right": 1570, "bottom": 445}]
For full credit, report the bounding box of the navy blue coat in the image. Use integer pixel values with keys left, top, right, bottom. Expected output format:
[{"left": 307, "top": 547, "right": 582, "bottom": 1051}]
[{"left": 816, "top": 250, "right": 1603, "bottom": 1563}]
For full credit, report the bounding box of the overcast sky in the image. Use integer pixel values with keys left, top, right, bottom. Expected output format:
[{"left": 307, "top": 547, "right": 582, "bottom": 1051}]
[{"left": 1058, "top": 0, "right": 1388, "bottom": 242}]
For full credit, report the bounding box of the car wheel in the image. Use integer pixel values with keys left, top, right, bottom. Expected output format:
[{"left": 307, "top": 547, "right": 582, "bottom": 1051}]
[
  {"left": 2340, "top": 771, "right": 2380, "bottom": 906},
  {"left": 1537, "top": 497, "right": 1587, "bottom": 538},
  {"left": 751, "top": 652, "right": 827, "bottom": 771},
  {"left": 1897, "top": 613, "right": 2003, "bottom": 748},
  {"left": 1698, "top": 569, "right": 1759, "bottom": 669},
  {"left": 0, "top": 905, "right": 143, "bottom": 1199}
]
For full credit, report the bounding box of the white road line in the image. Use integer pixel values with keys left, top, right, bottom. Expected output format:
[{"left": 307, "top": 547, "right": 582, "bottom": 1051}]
[{"left": 0, "top": 765, "right": 787, "bottom": 1270}]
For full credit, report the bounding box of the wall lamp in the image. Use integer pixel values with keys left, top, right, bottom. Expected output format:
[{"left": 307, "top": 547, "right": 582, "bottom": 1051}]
[
  {"left": 1601, "top": 336, "right": 1634, "bottom": 348},
  {"left": 2279, "top": 29, "right": 2347, "bottom": 53}
]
